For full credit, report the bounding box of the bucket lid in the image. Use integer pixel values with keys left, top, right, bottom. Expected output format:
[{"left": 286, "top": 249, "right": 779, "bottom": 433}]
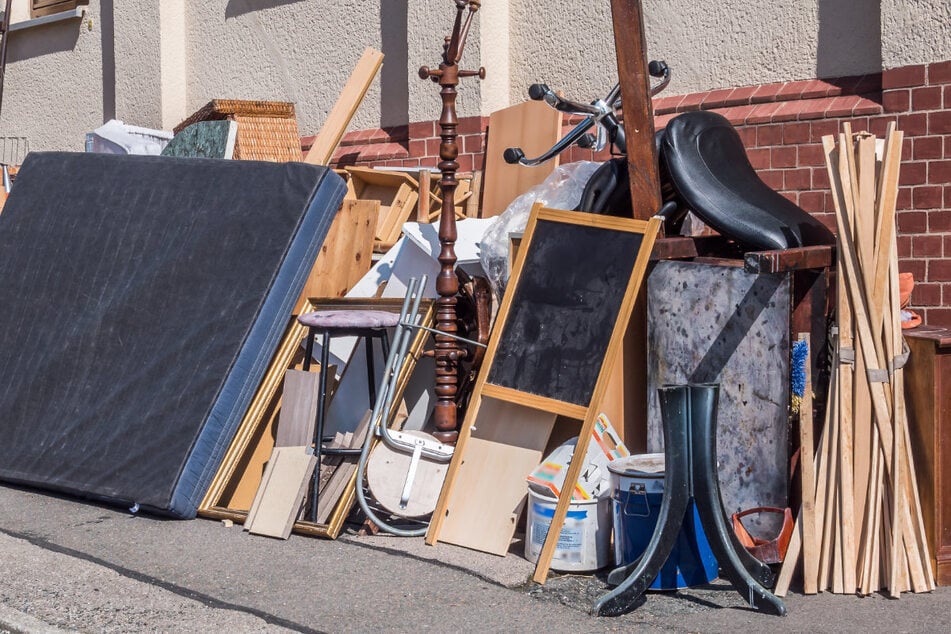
[{"left": 607, "top": 453, "right": 665, "bottom": 477}]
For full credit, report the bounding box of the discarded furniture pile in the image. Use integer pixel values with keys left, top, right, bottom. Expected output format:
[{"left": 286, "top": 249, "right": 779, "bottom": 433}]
[{"left": 0, "top": 0, "right": 948, "bottom": 622}]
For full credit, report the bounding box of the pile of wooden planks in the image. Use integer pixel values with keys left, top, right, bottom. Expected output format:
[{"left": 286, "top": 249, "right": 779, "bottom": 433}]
[{"left": 778, "top": 123, "right": 935, "bottom": 596}]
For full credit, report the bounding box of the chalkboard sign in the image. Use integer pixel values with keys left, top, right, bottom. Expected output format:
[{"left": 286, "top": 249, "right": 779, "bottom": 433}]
[
  {"left": 486, "top": 209, "right": 648, "bottom": 407},
  {"left": 427, "top": 203, "right": 660, "bottom": 583}
]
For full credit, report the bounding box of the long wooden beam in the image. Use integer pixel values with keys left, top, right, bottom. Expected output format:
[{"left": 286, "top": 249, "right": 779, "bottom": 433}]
[{"left": 610, "top": 0, "right": 662, "bottom": 219}]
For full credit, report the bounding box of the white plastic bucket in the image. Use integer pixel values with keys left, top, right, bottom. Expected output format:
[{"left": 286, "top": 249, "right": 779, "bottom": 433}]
[{"left": 524, "top": 487, "right": 612, "bottom": 572}]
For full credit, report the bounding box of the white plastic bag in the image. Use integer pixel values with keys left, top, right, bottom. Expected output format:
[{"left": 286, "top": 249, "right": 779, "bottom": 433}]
[{"left": 479, "top": 160, "right": 601, "bottom": 299}]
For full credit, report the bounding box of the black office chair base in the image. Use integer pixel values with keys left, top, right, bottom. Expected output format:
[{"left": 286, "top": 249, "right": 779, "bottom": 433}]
[{"left": 593, "top": 384, "right": 786, "bottom": 617}]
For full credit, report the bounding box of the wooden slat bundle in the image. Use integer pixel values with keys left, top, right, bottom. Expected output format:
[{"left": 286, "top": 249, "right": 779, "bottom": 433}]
[{"left": 777, "top": 123, "right": 935, "bottom": 596}]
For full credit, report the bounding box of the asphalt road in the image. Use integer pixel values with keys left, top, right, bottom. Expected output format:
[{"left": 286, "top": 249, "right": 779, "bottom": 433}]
[{"left": 0, "top": 484, "right": 949, "bottom": 633}]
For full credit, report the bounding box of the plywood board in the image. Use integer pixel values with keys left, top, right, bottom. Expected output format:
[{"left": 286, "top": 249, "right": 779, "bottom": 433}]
[
  {"left": 274, "top": 370, "right": 320, "bottom": 447},
  {"left": 246, "top": 447, "right": 316, "bottom": 539},
  {"left": 480, "top": 101, "right": 562, "bottom": 218},
  {"left": 299, "top": 198, "right": 379, "bottom": 302},
  {"left": 435, "top": 397, "right": 558, "bottom": 555}
]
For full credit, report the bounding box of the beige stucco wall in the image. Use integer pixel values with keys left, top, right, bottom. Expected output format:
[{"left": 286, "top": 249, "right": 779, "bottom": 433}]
[
  {"left": 508, "top": 1, "right": 885, "bottom": 104},
  {"left": 184, "top": 0, "right": 483, "bottom": 137},
  {"left": 881, "top": 0, "right": 951, "bottom": 68},
  {"left": 0, "top": 2, "right": 102, "bottom": 153},
  {"left": 1, "top": 0, "right": 950, "bottom": 154}
]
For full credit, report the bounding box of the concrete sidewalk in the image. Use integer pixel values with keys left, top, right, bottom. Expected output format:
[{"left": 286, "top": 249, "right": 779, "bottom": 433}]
[{"left": 0, "top": 484, "right": 948, "bottom": 633}]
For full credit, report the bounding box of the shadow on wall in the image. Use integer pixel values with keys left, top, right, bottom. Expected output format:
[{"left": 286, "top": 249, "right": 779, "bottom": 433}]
[
  {"left": 816, "top": 0, "right": 882, "bottom": 78},
  {"left": 7, "top": 21, "right": 80, "bottom": 61},
  {"left": 380, "top": 0, "right": 409, "bottom": 128},
  {"left": 225, "top": 0, "right": 305, "bottom": 20},
  {"left": 101, "top": 0, "right": 116, "bottom": 121}
]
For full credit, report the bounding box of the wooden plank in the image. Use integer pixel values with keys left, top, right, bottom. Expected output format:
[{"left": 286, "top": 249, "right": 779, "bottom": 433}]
[
  {"left": 799, "top": 334, "right": 819, "bottom": 593},
  {"left": 649, "top": 235, "right": 738, "bottom": 261},
  {"left": 315, "top": 432, "right": 350, "bottom": 495},
  {"left": 304, "top": 48, "right": 384, "bottom": 165},
  {"left": 298, "top": 199, "right": 379, "bottom": 302},
  {"left": 415, "top": 169, "right": 432, "bottom": 222},
  {"left": 274, "top": 370, "right": 320, "bottom": 447},
  {"left": 818, "top": 366, "right": 840, "bottom": 591},
  {"left": 852, "top": 132, "right": 877, "bottom": 559},
  {"left": 480, "top": 384, "right": 588, "bottom": 420},
  {"left": 480, "top": 100, "right": 563, "bottom": 218},
  {"left": 246, "top": 447, "right": 317, "bottom": 539},
  {"left": 610, "top": 0, "right": 662, "bottom": 220},
  {"left": 434, "top": 398, "right": 558, "bottom": 555},
  {"left": 743, "top": 245, "right": 835, "bottom": 274},
  {"left": 835, "top": 131, "right": 858, "bottom": 592}
]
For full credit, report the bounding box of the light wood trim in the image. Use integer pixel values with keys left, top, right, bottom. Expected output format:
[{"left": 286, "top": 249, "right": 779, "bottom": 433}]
[
  {"left": 304, "top": 48, "right": 384, "bottom": 165},
  {"left": 798, "top": 334, "right": 819, "bottom": 593},
  {"left": 480, "top": 384, "right": 587, "bottom": 419},
  {"left": 835, "top": 129, "right": 858, "bottom": 591}
]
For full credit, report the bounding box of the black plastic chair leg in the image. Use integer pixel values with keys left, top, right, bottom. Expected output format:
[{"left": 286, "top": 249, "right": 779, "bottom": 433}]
[
  {"left": 593, "top": 385, "right": 692, "bottom": 616},
  {"left": 689, "top": 384, "right": 786, "bottom": 616}
]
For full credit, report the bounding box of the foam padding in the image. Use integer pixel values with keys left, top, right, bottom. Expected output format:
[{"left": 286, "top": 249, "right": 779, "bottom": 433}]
[{"left": 0, "top": 153, "right": 346, "bottom": 518}]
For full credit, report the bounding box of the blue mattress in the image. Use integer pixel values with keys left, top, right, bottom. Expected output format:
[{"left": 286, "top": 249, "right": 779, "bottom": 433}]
[{"left": 0, "top": 152, "right": 346, "bottom": 518}]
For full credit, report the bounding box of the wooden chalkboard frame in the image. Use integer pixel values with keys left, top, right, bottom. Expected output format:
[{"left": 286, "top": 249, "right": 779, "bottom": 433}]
[{"left": 427, "top": 203, "right": 661, "bottom": 582}]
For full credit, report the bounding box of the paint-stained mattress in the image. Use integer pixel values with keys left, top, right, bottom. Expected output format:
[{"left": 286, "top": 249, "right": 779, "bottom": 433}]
[{"left": 0, "top": 152, "right": 346, "bottom": 518}]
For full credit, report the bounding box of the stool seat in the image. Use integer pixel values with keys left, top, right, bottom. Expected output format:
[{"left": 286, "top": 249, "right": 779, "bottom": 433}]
[{"left": 297, "top": 309, "right": 400, "bottom": 330}]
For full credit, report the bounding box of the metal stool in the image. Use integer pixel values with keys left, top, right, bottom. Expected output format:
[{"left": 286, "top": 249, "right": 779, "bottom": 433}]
[{"left": 297, "top": 309, "right": 400, "bottom": 521}]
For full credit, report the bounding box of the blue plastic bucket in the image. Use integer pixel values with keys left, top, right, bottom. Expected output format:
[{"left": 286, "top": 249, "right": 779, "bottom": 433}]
[{"left": 608, "top": 453, "right": 719, "bottom": 590}]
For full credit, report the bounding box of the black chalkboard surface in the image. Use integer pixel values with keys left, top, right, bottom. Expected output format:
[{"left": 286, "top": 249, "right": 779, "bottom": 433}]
[{"left": 486, "top": 216, "right": 644, "bottom": 406}]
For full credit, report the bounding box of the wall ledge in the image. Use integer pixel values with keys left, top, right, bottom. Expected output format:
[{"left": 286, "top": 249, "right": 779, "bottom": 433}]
[{"left": 9, "top": 7, "right": 83, "bottom": 32}]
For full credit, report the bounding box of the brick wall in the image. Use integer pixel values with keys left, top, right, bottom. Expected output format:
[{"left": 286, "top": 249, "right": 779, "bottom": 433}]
[{"left": 312, "top": 60, "right": 951, "bottom": 329}]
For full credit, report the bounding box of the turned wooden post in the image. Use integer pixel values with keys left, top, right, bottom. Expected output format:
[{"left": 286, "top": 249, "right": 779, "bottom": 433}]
[{"left": 419, "top": 1, "right": 484, "bottom": 443}]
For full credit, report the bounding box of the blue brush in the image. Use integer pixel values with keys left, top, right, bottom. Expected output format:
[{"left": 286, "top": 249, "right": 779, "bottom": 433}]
[{"left": 790, "top": 338, "right": 808, "bottom": 413}]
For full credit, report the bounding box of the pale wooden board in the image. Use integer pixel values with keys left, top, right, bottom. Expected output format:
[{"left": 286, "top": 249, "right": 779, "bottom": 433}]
[
  {"left": 304, "top": 48, "right": 384, "bottom": 165},
  {"left": 798, "top": 334, "right": 819, "bottom": 593},
  {"left": 299, "top": 198, "right": 379, "bottom": 301},
  {"left": 480, "top": 101, "right": 563, "bottom": 218},
  {"left": 274, "top": 370, "right": 320, "bottom": 447},
  {"left": 246, "top": 447, "right": 317, "bottom": 539},
  {"left": 436, "top": 397, "right": 557, "bottom": 556}
]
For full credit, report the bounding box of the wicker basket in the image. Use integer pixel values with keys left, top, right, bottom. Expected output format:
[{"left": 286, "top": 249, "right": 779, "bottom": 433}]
[{"left": 174, "top": 100, "right": 302, "bottom": 162}]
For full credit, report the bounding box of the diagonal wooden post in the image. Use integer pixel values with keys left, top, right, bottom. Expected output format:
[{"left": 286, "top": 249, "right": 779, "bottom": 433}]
[
  {"left": 611, "top": 0, "right": 662, "bottom": 219},
  {"left": 606, "top": 0, "right": 663, "bottom": 447}
]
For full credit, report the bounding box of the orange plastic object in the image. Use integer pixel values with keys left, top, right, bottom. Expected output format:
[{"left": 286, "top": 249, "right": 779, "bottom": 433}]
[{"left": 732, "top": 506, "right": 794, "bottom": 564}]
